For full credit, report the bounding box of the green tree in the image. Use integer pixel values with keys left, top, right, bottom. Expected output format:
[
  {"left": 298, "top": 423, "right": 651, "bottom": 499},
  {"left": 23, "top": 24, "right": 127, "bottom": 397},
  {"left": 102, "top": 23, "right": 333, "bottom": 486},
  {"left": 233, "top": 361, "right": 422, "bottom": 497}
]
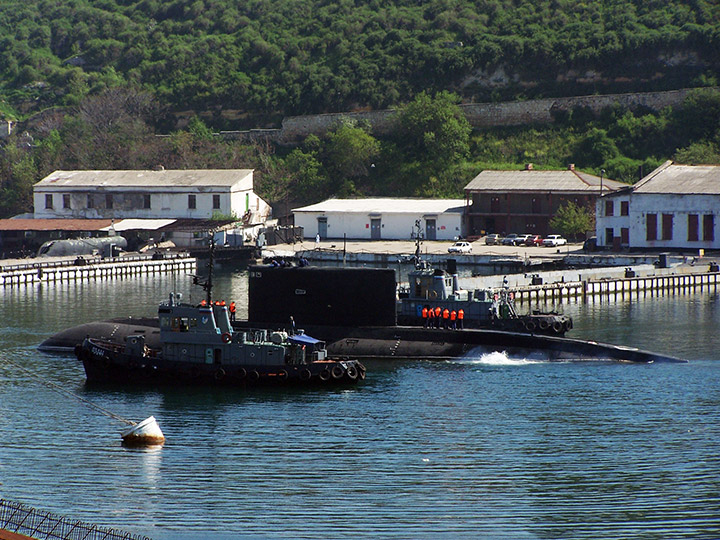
[
  {"left": 549, "top": 201, "right": 594, "bottom": 240},
  {"left": 322, "top": 119, "right": 380, "bottom": 180},
  {"left": 393, "top": 91, "right": 470, "bottom": 167}
]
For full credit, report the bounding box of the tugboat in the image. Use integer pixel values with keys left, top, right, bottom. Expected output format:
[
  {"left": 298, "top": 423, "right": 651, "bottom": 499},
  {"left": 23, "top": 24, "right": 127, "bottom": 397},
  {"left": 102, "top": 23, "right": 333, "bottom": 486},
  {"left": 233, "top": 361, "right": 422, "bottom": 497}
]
[
  {"left": 396, "top": 222, "right": 573, "bottom": 336},
  {"left": 75, "top": 240, "right": 365, "bottom": 387}
]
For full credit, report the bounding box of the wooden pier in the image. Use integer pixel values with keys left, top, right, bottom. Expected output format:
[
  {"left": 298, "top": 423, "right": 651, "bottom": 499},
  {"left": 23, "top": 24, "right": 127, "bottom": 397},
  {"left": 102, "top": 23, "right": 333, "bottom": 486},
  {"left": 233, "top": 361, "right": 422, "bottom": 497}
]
[{"left": 0, "top": 253, "right": 196, "bottom": 287}]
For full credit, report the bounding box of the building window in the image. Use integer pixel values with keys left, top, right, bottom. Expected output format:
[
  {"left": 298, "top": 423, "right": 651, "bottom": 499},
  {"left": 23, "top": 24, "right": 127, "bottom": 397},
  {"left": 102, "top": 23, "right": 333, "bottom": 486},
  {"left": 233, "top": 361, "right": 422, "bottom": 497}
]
[
  {"left": 688, "top": 214, "right": 699, "bottom": 241},
  {"left": 621, "top": 227, "right": 629, "bottom": 244},
  {"left": 621, "top": 201, "right": 629, "bottom": 216},
  {"left": 703, "top": 214, "right": 715, "bottom": 242},
  {"left": 605, "top": 227, "right": 614, "bottom": 245},
  {"left": 45, "top": 194, "right": 53, "bottom": 209},
  {"left": 63, "top": 194, "right": 70, "bottom": 209},
  {"left": 87, "top": 195, "right": 94, "bottom": 208},
  {"left": 213, "top": 194, "right": 220, "bottom": 210},
  {"left": 662, "top": 214, "right": 673, "bottom": 240},
  {"left": 105, "top": 194, "right": 113, "bottom": 209},
  {"left": 144, "top": 194, "right": 151, "bottom": 209},
  {"left": 646, "top": 213, "right": 657, "bottom": 241},
  {"left": 188, "top": 194, "right": 196, "bottom": 209},
  {"left": 605, "top": 200, "right": 614, "bottom": 216},
  {"left": 490, "top": 197, "right": 500, "bottom": 212}
]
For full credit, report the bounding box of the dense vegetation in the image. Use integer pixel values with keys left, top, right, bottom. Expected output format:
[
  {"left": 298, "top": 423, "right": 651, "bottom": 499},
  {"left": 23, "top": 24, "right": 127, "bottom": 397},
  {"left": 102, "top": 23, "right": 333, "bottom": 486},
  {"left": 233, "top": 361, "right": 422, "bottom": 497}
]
[
  {"left": 2, "top": 87, "right": 720, "bottom": 220},
  {"left": 1, "top": 1, "right": 720, "bottom": 220},
  {"left": 1, "top": 0, "right": 719, "bottom": 125}
]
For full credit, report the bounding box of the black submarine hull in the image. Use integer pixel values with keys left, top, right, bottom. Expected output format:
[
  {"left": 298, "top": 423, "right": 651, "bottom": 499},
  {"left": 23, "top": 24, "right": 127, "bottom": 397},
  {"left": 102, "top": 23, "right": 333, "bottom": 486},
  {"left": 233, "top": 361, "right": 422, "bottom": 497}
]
[{"left": 39, "top": 318, "right": 686, "bottom": 364}]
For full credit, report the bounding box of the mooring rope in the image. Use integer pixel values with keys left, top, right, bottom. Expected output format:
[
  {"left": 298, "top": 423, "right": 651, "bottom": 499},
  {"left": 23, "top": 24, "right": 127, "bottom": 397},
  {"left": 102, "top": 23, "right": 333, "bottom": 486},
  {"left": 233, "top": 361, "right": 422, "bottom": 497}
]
[{"left": 3, "top": 357, "right": 136, "bottom": 426}]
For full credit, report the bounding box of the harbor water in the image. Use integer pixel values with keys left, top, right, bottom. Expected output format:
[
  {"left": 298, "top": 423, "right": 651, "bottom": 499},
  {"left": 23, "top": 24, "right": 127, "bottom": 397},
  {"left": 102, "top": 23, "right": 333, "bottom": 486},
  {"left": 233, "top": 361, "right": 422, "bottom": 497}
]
[{"left": 1, "top": 269, "right": 719, "bottom": 539}]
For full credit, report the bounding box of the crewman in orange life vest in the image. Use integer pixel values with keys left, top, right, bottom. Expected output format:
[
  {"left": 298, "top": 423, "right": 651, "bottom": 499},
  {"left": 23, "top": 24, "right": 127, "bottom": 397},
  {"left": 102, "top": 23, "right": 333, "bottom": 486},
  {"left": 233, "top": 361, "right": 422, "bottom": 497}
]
[
  {"left": 421, "top": 306, "right": 429, "bottom": 327},
  {"left": 442, "top": 308, "right": 450, "bottom": 329}
]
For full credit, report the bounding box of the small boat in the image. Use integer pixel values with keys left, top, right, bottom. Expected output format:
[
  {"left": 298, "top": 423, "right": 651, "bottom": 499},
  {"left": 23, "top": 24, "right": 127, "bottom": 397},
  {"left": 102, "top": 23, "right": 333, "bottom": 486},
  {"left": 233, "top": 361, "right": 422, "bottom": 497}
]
[
  {"left": 75, "top": 292, "right": 366, "bottom": 386},
  {"left": 397, "top": 222, "right": 572, "bottom": 336}
]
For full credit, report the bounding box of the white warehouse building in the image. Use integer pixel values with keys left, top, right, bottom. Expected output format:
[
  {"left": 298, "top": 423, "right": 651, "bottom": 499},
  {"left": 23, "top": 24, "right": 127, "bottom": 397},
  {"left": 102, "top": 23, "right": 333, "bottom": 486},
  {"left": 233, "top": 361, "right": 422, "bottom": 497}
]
[
  {"left": 292, "top": 198, "right": 465, "bottom": 240},
  {"left": 595, "top": 161, "right": 720, "bottom": 250},
  {"left": 33, "top": 169, "right": 270, "bottom": 222}
]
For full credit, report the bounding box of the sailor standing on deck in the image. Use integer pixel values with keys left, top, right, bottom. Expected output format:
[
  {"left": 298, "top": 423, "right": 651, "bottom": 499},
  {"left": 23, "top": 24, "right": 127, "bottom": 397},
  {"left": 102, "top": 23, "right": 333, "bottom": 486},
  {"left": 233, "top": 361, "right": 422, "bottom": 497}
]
[
  {"left": 422, "top": 306, "right": 429, "bottom": 327},
  {"left": 458, "top": 308, "right": 464, "bottom": 329},
  {"left": 434, "top": 306, "right": 442, "bottom": 329},
  {"left": 450, "top": 309, "right": 457, "bottom": 330},
  {"left": 442, "top": 308, "right": 450, "bottom": 329},
  {"left": 229, "top": 301, "right": 236, "bottom": 322}
]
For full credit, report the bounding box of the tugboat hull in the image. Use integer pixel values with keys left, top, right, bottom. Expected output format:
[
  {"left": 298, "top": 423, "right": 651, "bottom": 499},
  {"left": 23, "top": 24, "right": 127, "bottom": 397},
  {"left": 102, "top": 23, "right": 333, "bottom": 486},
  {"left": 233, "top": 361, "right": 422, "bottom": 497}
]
[{"left": 76, "top": 338, "right": 365, "bottom": 386}]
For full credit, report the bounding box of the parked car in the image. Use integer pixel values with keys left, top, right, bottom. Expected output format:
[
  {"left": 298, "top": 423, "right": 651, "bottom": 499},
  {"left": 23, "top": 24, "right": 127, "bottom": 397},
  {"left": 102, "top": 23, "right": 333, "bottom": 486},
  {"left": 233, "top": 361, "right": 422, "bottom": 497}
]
[
  {"left": 542, "top": 234, "right": 568, "bottom": 247},
  {"left": 485, "top": 233, "right": 502, "bottom": 245},
  {"left": 448, "top": 241, "right": 472, "bottom": 254},
  {"left": 502, "top": 234, "right": 518, "bottom": 246},
  {"left": 514, "top": 234, "right": 532, "bottom": 246},
  {"left": 525, "top": 234, "right": 543, "bottom": 246}
]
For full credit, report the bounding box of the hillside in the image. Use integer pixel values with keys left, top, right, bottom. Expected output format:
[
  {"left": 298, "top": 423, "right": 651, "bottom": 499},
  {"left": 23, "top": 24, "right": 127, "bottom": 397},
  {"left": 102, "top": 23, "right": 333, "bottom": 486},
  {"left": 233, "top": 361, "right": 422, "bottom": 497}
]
[{"left": 1, "top": 0, "right": 719, "bottom": 127}]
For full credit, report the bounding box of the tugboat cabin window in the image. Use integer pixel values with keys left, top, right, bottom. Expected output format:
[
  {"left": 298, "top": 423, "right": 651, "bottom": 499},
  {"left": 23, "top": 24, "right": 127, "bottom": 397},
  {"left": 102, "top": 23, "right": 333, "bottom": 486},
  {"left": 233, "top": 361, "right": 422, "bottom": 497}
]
[
  {"left": 160, "top": 316, "right": 171, "bottom": 328},
  {"left": 171, "top": 317, "right": 191, "bottom": 331}
]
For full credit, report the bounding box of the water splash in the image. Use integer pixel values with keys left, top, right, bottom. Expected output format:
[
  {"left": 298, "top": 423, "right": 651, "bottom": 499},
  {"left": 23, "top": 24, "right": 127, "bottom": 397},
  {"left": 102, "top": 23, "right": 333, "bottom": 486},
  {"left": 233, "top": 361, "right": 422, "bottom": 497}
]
[{"left": 459, "top": 349, "right": 544, "bottom": 365}]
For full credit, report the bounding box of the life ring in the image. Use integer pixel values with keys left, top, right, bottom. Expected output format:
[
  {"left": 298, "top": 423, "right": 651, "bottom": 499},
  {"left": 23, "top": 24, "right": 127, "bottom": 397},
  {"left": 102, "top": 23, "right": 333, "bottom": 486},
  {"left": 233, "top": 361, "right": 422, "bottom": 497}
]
[
  {"left": 221, "top": 332, "right": 232, "bottom": 343},
  {"left": 524, "top": 320, "right": 537, "bottom": 332},
  {"left": 278, "top": 369, "right": 288, "bottom": 380},
  {"left": 248, "top": 370, "right": 260, "bottom": 381},
  {"left": 214, "top": 368, "right": 226, "bottom": 381},
  {"left": 346, "top": 365, "right": 358, "bottom": 380},
  {"left": 300, "top": 369, "right": 312, "bottom": 381},
  {"left": 331, "top": 365, "right": 345, "bottom": 379},
  {"left": 319, "top": 369, "right": 331, "bottom": 382},
  {"left": 539, "top": 319, "right": 550, "bottom": 330},
  {"left": 552, "top": 321, "right": 563, "bottom": 333}
]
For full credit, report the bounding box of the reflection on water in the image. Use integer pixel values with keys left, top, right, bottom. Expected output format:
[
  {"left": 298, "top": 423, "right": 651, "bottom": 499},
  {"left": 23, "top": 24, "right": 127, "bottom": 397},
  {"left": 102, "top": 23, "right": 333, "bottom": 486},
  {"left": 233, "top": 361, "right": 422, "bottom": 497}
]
[{"left": 1, "top": 270, "right": 720, "bottom": 539}]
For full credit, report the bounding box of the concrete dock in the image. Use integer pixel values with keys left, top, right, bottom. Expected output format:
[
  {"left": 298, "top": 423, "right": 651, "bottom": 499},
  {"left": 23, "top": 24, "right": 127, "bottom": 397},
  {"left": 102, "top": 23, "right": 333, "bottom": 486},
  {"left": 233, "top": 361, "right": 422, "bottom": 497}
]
[{"left": 263, "top": 238, "right": 720, "bottom": 301}]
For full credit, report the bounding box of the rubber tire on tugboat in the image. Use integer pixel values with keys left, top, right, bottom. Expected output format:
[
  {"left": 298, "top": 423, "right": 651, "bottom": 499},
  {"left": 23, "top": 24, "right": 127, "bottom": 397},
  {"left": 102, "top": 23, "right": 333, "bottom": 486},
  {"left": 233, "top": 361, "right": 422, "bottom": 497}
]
[
  {"left": 552, "top": 321, "right": 563, "bottom": 333},
  {"left": 221, "top": 332, "right": 232, "bottom": 344},
  {"left": 346, "top": 365, "right": 358, "bottom": 380},
  {"left": 524, "top": 320, "right": 536, "bottom": 332},
  {"left": 300, "top": 368, "right": 312, "bottom": 381},
  {"left": 248, "top": 370, "right": 260, "bottom": 382},
  {"left": 539, "top": 319, "right": 550, "bottom": 330},
  {"left": 319, "top": 369, "right": 331, "bottom": 382},
  {"left": 331, "top": 365, "right": 345, "bottom": 379},
  {"left": 278, "top": 369, "right": 288, "bottom": 381},
  {"left": 565, "top": 319, "right": 573, "bottom": 331},
  {"left": 214, "top": 368, "right": 226, "bottom": 381},
  {"left": 237, "top": 367, "right": 247, "bottom": 379}
]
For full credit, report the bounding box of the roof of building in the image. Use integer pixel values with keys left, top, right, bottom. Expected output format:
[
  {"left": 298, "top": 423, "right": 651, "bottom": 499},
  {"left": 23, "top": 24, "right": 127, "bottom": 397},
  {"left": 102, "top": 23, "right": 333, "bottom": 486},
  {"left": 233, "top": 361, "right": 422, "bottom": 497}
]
[
  {"left": 631, "top": 161, "right": 720, "bottom": 195},
  {"left": 0, "top": 219, "right": 114, "bottom": 231},
  {"left": 34, "top": 169, "right": 254, "bottom": 190},
  {"left": 464, "top": 167, "right": 626, "bottom": 193},
  {"left": 292, "top": 198, "right": 466, "bottom": 214}
]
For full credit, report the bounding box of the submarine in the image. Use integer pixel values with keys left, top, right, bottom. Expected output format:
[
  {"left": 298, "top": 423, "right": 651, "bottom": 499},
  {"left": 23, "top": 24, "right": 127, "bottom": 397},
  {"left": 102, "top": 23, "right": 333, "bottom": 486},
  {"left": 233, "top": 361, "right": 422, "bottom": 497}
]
[{"left": 40, "top": 264, "right": 686, "bottom": 364}]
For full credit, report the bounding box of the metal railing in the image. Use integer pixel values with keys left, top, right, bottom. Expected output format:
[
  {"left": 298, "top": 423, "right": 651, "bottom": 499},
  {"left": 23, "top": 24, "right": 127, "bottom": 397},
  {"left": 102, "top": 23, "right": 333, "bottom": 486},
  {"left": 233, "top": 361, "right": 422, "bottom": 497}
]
[{"left": 0, "top": 500, "right": 152, "bottom": 540}]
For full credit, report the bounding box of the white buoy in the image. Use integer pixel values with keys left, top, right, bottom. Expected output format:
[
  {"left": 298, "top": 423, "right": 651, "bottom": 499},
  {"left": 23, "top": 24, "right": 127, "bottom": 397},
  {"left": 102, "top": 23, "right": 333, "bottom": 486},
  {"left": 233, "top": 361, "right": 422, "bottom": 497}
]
[{"left": 121, "top": 416, "right": 165, "bottom": 446}]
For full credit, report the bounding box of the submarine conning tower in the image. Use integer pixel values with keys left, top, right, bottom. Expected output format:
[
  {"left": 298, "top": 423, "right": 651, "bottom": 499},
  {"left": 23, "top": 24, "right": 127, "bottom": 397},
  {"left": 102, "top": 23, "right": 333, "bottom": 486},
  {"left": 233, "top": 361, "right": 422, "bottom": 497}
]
[{"left": 249, "top": 265, "right": 397, "bottom": 327}]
